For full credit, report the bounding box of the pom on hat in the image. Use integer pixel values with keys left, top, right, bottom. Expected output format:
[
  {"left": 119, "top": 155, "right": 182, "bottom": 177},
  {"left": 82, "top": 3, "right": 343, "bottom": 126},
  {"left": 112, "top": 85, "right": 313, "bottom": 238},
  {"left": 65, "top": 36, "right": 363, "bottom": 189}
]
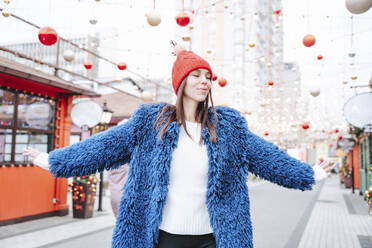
[{"left": 171, "top": 40, "right": 187, "bottom": 56}]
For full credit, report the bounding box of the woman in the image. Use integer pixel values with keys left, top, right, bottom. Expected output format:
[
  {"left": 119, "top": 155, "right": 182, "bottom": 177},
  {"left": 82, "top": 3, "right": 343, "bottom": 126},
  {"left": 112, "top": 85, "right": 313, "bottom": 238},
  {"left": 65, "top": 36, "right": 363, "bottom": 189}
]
[{"left": 24, "top": 46, "right": 332, "bottom": 248}]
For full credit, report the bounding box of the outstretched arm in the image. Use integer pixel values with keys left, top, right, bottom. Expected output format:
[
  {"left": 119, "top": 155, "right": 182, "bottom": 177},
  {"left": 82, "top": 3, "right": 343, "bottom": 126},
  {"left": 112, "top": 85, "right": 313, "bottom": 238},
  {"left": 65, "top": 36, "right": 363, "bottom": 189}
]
[
  {"left": 45, "top": 104, "right": 147, "bottom": 178},
  {"left": 223, "top": 108, "right": 316, "bottom": 191}
]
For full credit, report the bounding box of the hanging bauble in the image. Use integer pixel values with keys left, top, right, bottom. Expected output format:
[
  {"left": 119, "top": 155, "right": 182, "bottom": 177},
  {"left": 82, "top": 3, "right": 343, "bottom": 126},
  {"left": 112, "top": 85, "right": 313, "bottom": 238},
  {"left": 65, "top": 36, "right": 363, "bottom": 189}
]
[
  {"left": 176, "top": 12, "right": 190, "bottom": 26},
  {"left": 248, "top": 42, "right": 255, "bottom": 48},
  {"left": 4, "top": 0, "right": 10, "bottom": 4},
  {"left": 334, "top": 128, "right": 339, "bottom": 133},
  {"left": 89, "top": 19, "right": 98, "bottom": 25},
  {"left": 117, "top": 62, "right": 127, "bottom": 70},
  {"left": 274, "top": 23, "right": 281, "bottom": 29},
  {"left": 240, "top": 16, "right": 246, "bottom": 21},
  {"left": 338, "top": 135, "right": 343, "bottom": 141},
  {"left": 63, "top": 50, "right": 75, "bottom": 62},
  {"left": 348, "top": 52, "right": 356, "bottom": 58},
  {"left": 317, "top": 55, "right": 323, "bottom": 60},
  {"left": 268, "top": 80, "right": 274, "bottom": 86},
  {"left": 206, "top": 49, "right": 213, "bottom": 54},
  {"left": 38, "top": 27, "right": 58, "bottom": 46},
  {"left": 302, "top": 34, "right": 316, "bottom": 47},
  {"left": 309, "top": 88, "right": 320, "bottom": 97},
  {"left": 212, "top": 74, "right": 218, "bottom": 81},
  {"left": 351, "top": 75, "right": 358, "bottom": 80},
  {"left": 141, "top": 91, "right": 152, "bottom": 102},
  {"left": 182, "top": 35, "right": 191, "bottom": 42},
  {"left": 343, "top": 80, "right": 348, "bottom": 85},
  {"left": 218, "top": 78, "right": 227, "bottom": 87},
  {"left": 345, "top": 0, "right": 372, "bottom": 14},
  {"left": 264, "top": 131, "right": 269, "bottom": 136},
  {"left": 84, "top": 61, "right": 93, "bottom": 70},
  {"left": 146, "top": 11, "right": 161, "bottom": 26},
  {"left": 188, "top": 24, "right": 194, "bottom": 30},
  {"left": 302, "top": 123, "right": 310, "bottom": 130},
  {"left": 2, "top": 10, "right": 10, "bottom": 17}
]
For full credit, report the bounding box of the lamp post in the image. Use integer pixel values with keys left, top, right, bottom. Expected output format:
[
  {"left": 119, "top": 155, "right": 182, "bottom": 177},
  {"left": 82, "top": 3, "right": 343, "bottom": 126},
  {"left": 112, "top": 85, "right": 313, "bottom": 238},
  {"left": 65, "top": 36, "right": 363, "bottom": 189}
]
[{"left": 97, "top": 101, "right": 113, "bottom": 211}]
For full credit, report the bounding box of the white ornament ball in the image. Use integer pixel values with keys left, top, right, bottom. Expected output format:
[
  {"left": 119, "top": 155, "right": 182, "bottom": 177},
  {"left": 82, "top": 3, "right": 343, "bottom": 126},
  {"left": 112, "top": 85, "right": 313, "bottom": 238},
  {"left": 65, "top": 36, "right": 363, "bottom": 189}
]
[
  {"left": 345, "top": 0, "right": 372, "bottom": 14},
  {"left": 63, "top": 50, "right": 75, "bottom": 62},
  {"left": 146, "top": 11, "right": 161, "bottom": 26},
  {"left": 309, "top": 88, "right": 320, "bottom": 97}
]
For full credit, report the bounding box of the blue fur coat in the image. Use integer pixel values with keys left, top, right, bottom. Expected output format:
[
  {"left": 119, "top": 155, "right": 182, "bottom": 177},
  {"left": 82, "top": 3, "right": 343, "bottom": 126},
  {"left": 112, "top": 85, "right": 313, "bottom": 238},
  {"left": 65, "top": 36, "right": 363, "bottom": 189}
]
[{"left": 48, "top": 102, "right": 315, "bottom": 248}]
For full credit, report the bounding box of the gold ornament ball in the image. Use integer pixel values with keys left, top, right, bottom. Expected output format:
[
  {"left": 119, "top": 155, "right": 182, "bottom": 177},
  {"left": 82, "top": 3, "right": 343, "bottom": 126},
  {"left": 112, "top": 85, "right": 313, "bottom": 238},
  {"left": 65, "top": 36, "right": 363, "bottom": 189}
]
[
  {"left": 4, "top": 0, "right": 10, "bottom": 4},
  {"left": 188, "top": 24, "right": 194, "bottom": 30},
  {"left": 2, "top": 11, "right": 10, "bottom": 17},
  {"left": 343, "top": 80, "right": 348, "bottom": 85},
  {"left": 351, "top": 75, "right": 358, "bottom": 80},
  {"left": 248, "top": 43, "right": 255, "bottom": 48},
  {"left": 240, "top": 16, "right": 245, "bottom": 21},
  {"left": 275, "top": 23, "right": 281, "bottom": 29},
  {"left": 182, "top": 36, "right": 191, "bottom": 42}
]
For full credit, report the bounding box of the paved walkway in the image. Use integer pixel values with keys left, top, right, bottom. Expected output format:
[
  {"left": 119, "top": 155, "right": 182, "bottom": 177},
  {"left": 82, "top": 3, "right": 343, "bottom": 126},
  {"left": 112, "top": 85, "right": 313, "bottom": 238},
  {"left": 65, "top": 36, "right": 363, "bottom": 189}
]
[
  {"left": 298, "top": 177, "right": 372, "bottom": 248},
  {"left": 0, "top": 176, "right": 371, "bottom": 248}
]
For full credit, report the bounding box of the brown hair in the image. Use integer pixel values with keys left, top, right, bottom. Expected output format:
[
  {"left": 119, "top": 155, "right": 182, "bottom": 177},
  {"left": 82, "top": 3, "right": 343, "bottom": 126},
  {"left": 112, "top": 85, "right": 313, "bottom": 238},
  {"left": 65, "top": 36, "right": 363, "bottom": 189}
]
[{"left": 154, "top": 76, "right": 218, "bottom": 144}]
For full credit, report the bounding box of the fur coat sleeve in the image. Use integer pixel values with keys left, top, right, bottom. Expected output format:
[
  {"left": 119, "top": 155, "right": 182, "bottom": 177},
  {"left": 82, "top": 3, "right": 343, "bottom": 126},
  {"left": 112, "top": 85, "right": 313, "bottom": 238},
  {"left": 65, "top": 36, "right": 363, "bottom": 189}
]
[
  {"left": 48, "top": 104, "right": 147, "bottom": 177},
  {"left": 225, "top": 107, "right": 315, "bottom": 191}
]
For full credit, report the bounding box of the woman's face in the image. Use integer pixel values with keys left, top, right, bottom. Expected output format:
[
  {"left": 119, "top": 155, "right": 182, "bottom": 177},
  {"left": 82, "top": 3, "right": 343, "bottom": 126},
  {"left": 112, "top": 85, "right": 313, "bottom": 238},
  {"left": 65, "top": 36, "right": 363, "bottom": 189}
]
[{"left": 183, "top": 69, "right": 212, "bottom": 103}]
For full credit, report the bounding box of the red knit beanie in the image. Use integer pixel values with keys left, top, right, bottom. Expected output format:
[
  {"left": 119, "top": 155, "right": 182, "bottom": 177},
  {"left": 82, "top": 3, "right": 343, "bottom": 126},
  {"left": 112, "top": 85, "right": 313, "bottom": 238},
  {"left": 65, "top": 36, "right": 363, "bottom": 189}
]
[{"left": 172, "top": 47, "right": 212, "bottom": 95}]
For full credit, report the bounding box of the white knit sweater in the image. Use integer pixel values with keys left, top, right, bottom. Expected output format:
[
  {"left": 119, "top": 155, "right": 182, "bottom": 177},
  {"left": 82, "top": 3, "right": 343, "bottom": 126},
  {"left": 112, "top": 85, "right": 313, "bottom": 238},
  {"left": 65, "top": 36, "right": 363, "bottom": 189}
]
[{"left": 159, "top": 121, "right": 213, "bottom": 235}]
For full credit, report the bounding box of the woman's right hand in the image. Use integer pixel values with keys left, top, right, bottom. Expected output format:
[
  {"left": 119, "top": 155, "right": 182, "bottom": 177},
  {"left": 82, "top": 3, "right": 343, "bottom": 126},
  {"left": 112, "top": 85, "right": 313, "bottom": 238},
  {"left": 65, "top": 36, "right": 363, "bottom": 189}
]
[{"left": 23, "top": 148, "right": 41, "bottom": 163}]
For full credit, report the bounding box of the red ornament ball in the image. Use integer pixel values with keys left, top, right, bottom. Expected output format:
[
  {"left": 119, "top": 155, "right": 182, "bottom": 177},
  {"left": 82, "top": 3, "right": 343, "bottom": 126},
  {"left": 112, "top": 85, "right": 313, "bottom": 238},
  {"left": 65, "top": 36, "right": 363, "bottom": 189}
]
[
  {"left": 334, "top": 128, "right": 339, "bottom": 133},
  {"left": 84, "top": 61, "right": 93, "bottom": 70},
  {"left": 264, "top": 131, "right": 269, "bottom": 136},
  {"left": 218, "top": 78, "right": 227, "bottom": 87},
  {"left": 212, "top": 74, "right": 218, "bottom": 81},
  {"left": 303, "top": 34, "right": 316, "bottom": 47},
  {"left": 268, "top": 80, "right": 274, "bottom": 86},
  {"left": 176, "top": 12, "right": 190, "bottom": 26},
  {"left": 117, "top": 62, "right": 127, "bottom": 70},
  {"left": 302, "top": 123, "right": 310, "bottom": 130},
  {"left": 317, "top": 55, "right": 323, "bottom": 60},
  {"left": 338, "top": 135, "right": 343, "bottom": 141},
  {"left": 38, "top": 27, "right": 58, "bottom": 46}
]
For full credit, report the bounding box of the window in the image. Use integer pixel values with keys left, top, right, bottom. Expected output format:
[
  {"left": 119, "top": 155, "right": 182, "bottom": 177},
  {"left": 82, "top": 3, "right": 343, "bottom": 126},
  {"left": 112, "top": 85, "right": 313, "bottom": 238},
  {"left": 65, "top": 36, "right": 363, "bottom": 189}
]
[{"left": 0, "top": 88, "right": 56, "bottom": 165}]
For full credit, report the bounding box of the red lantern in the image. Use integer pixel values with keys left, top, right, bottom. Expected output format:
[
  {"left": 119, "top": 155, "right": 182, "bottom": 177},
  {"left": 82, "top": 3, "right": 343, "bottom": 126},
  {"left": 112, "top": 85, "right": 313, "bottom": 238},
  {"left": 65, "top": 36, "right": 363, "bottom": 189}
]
[
  {"left": 268, "top": 80, "right": 274, "bottom": 86},
  {"left": 303, "top": 34, "right": 316, "bottom": 47},
  {"left": 117, "top": 62, "right": 127, "bottom": 70},
  {"left": 38, "top": 27, "right": 58, "bottom": 46},
  {"left": 264, "top": 131, "right": 269, "bottom": 136},
  {"left": 317, "top": 55, "right": 323, "bottom": 60},
  {"left": 212, "top": 74, "right": 218, "bottom": 81},
  {"left": 218, "top": 78, "right": 227, "bottom": 87},
  {"left": 84, "top": 61, "right": 93, "bottom": 70},
  {"left": 274, "top": 10, "right": 281, "bottom": 15},
  {"left": 302, "top": 123, "right": 310, "bottom": 130},
  {"left": 176, "top": 12, "right": 190, "bottom": 26}
]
